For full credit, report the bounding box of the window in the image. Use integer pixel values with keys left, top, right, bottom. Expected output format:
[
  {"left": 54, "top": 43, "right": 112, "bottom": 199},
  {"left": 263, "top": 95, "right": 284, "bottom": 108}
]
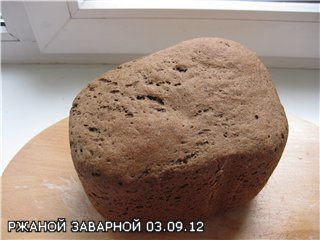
[
  {"left": 1, "top": 13, "right": 18, "bottom": 41},
  {"left": 2, "top": 0, "right": 319, "bottom": 67}
]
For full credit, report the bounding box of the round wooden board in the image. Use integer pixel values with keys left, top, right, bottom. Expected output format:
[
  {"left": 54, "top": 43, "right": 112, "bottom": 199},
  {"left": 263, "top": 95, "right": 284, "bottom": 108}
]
[{"left": 1, "top": 114, "right": 319, "bottom": 239}]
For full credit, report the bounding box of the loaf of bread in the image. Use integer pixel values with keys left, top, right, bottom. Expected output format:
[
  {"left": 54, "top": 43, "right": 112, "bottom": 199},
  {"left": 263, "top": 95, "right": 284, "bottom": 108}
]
[{"left": 69, "top": 38, "right": 288, "bottom": 222}]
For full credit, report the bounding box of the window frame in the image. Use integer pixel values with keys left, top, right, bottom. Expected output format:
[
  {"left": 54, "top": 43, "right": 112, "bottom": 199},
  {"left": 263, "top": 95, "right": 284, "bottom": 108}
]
[
  {"left": 71, "top": 0, "right": 318, "bottom": 21},
  {"left": 2, "top": 0, "right": 319, "bottom": 67}
]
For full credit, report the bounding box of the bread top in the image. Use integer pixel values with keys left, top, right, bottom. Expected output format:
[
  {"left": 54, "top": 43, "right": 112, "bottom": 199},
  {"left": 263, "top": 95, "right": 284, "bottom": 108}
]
[{"left": 69, "top": 38, "right": 288, "bottom": 183}]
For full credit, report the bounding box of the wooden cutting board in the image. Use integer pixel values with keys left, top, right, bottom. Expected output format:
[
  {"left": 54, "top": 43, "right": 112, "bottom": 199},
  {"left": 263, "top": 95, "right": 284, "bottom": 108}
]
[{"left": 1, "top": 114, "right": 319, "bottom": 239}]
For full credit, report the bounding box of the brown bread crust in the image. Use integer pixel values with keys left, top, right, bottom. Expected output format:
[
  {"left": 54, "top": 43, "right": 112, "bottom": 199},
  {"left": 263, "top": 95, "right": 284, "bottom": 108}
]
[{"left": 69, "top": 38, "right": 288, "bottom": 222}]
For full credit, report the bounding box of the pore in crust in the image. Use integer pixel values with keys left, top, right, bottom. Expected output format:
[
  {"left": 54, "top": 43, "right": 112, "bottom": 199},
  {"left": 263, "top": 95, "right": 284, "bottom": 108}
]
[{"left": 69, "top": 38, "right": 288, "bottom": 222}]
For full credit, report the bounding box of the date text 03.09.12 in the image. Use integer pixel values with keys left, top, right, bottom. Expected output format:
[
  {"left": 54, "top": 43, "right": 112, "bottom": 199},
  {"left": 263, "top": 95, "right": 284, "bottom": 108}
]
[{"left": 145, "top": 221, "right": 204, "bottom": 233}]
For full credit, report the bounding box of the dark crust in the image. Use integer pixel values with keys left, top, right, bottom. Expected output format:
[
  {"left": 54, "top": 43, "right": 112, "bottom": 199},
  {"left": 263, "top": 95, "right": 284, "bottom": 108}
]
[{"left": 69, "top": 37, "right": 288, "bottom": 221}]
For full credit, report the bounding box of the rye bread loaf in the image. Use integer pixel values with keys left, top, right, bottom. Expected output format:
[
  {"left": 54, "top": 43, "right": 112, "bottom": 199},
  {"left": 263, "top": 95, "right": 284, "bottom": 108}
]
[{"left": 69, "top": 38, "right": 288, "bottom": 222}]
